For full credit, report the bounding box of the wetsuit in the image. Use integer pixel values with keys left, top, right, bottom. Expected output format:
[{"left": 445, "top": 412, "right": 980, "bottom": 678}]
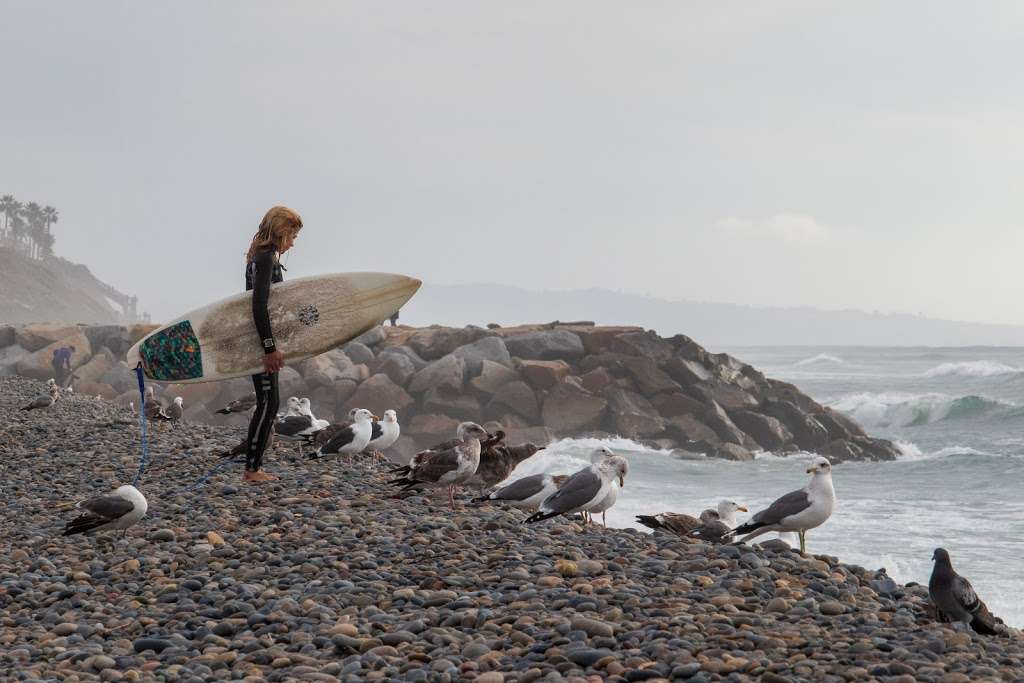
[{"left": 244, "top": 247, "right": 284, "bottom": 471}]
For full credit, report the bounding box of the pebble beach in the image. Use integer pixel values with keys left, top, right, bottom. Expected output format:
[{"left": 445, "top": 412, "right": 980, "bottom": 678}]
[{"left": 2, "top": 376, "right": 1023, "bottom": 683}]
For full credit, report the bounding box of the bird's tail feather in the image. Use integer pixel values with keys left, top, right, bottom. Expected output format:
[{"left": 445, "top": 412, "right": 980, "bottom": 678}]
[
  {"left": 523, "top": 510, "right": 557, "bottom": 524},
  {"left": 726, "top": 521, "right": 761, "bottom": 537},
  {"left": 635, "top": 515, "right": 663, "bottom": 531}
]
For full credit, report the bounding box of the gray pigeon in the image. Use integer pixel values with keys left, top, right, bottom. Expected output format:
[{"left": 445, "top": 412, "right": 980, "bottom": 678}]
[{"left": 928, "top": 548, "right": 1003, "bottom": 635}]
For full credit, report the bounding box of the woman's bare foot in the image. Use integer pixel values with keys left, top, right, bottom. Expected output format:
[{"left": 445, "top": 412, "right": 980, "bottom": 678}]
[{"left": 244, "top": 470, "right": 277, "bottom": 483}]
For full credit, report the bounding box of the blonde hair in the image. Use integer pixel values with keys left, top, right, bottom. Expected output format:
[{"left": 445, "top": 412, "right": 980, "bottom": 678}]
[{"left": 246, "top": 206, "right": 303, "bottom": 262}]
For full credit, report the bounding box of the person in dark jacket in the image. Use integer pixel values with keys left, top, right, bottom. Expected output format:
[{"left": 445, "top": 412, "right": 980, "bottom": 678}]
[
  {"left": 52, "top": 345, "right": 76, "bottom": 388},
  {"left": 243, "top": 206, "right": 303, "bottom": 482}
]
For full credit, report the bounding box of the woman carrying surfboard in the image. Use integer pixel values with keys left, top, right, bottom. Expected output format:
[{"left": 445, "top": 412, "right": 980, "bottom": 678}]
[{"left": 243, "top": 206, "right": 303, "bottom": 482}]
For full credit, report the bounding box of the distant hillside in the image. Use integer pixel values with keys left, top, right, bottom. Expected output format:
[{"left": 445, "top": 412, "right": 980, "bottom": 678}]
[
  {"left": 401, "top": 283, "right": 1024, "bottom": 347},
  {"left": 0, "top": 248, "right": 143, "bottom": 325}
]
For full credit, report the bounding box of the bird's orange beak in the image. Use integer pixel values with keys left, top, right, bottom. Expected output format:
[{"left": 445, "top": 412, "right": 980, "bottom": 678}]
[
  {"left": 738, "top": 506, "right": 748, "bottom": 512},
  {"left": 806, "top": 466, "right": 817, "bottom": 474}
]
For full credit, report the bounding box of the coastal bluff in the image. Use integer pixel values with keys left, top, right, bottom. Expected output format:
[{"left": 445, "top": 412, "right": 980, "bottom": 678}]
[{"left": 0, "top": 321, "right": 899, "bottom": 463}]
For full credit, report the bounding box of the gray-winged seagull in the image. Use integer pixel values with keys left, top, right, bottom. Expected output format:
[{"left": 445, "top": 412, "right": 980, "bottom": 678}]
[
  {"left": 524, "top": 453, "right": 628, "bottom": 524},
  {"left": 929, "top": 548, "right": 1003, "bottom": 635},
  {"left": 727, "top": 456, "right": 835, "bottom": 554},
  {"left": 472, "top": 472, "right": 570, "bottom": 510},
  {"left": 215, "top": 392, "right": 258, "bottom": 415},
  {"left": 688, "top": 501, "right": 748, "bottom": 543},
  {"left": 63, "top": 484, "right": 148, "bottom": 538},
  {"left": 311, "top": 408, "right": 377, "bottom": 463},
  {"left": 387, "top": 422, "right": 488, "bottom": 508}
]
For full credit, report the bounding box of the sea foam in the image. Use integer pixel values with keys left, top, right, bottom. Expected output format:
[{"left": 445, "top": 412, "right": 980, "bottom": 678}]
[{"left": 923, "top": 360, "right": 1022, "bottom": 378}]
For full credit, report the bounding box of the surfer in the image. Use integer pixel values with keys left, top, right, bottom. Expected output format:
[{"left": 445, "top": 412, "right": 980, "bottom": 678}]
[{"left": 243, "top": 206, "right": 303, "bottom": 482}]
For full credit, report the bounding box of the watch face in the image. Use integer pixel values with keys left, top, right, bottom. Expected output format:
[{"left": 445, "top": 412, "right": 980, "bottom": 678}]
[{"left": 297, "top": 304, "right": 320, "bottom": 327}]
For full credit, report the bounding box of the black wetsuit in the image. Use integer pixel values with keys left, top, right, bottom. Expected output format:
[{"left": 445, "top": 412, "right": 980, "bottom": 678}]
[{"left": 244, "top": 247, "right": 284, "bottom": 471}]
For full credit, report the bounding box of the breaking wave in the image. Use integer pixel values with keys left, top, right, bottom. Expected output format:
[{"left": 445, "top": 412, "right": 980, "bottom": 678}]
[
  {"left": 829, "top": 392, "right": 1015, "bottom": 428},
  {"left": 795, "top": 353, "right": 844, "bottom": 367},
  {"left": 922, "top": 360, "right": 1023, "bottom": 378}
]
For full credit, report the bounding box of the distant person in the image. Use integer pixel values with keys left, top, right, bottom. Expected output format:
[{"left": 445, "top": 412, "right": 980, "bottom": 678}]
[
  {"left": 388, "top": 311, "right": 400, "bottom": 326},
  {"left": 243, "top": 206, "right": 303, "bottom": 483},
  {"left": 51, "top": 345, "right": 75, "bottom": 388}
]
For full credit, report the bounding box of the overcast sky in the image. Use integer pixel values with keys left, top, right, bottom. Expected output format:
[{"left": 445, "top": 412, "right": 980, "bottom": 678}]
[{"left": 3, "top": 2, "right": 1023, "bottom": 324}]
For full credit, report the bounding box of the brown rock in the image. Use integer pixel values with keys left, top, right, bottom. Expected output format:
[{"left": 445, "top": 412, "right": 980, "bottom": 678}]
[
  {"left": 703, "top": 400, "right": 757, "bottom": 448},
  {"left": 407, "top": 326, "right": 493, "bottom": 361},
  {"left": 376, "top": 353, "right": 417, "bottom": 387},
  {"left": 469, "top": 360, "right": 520, "bottom": 395},
  {"left": 504, "top": 330, "right": 584, "bottom": 361},
  {"left": 127, "top": 323, "right": 160, "bottom": 344},
  {"left": 604, "top": 387, "right": 665, "bottom": 437},
  {"left": 542, "top": 378, "right": 607, "bottom": 433},
  {"left": 408, "top": 355, "right": 466, "bottom": 394},
  {"left": 308, "top": 386, "right": 339, "bottom": 421},
  {"left": 620, "top": 356, "right": 681, "bottom": 395},
  {"left": 517, "top": 359, "right": 571, "bottom": 390},
  {"left": 423, "top": 387, "right": 481, "bottom": 418},
  {"left": 0, "top": 325, "right": 15, "bottom": 349},
  {"left": 76, "top": 381, "right": 118, "bottom": 400},
  {"left": 763, "top": 400, "right": 829, "bottom": 450},
  {"left": 74, "top": 350, "right": 115, "bottom": 385},
  {"left": 407, "top": 414, "right": 461, "bottom": 443},
  {"left": 851, "top": 436, "right": 901, "bottom": 461},
  {"left": 504, "top": 425, "right": 556, "bottom": 447},
  {"left": 15, "top": 323, "right": 81, "bottom": 352},
  {"left": 714, "top": 443, "right": 755, "bottom": 461},
  {"left": 764, "top": 378, "right": 824, "bottom": 413},
  {"left": 345, "top": 374, "right": 414, "bottom": 416},
  {"left": 331, "top": 380, "right": 359, "bottom": 416},
  {"left": 298, "top": 354, "right": 346, "bottom": 388},
  {"left": 16, "top": 331, "right": 92, "bottom": 380},
  {"left": 609, "top": 330, "right": 674, "bottom": 362},
  {"left": 580, "top": 367, "right": 613, "bottom": 394},
  {"left": 687, "top": 381, "right": 759, "bottom": 411},
  {"left": 664, "top": 414, "right": 721, "bottom": 449},
  {"left": 386, "top": 435, "right": 420, "bottom": 465},
  {"left": 485, "top": 380, "right": 539, "bottom": 421},
  {"left": 574, "top": 326, "right": 643, "bottom": 354},
  {"left": 276, "top": 366, "right": 306, "bottom": 399},
  {"left": 167, "top": 381, "right": 222, "bottom": 409},
  {"left": 663, "top": 357, "right": 713, "bottom": 385},
  {"left": 651, "top": 392, "right": 704, "bottom": 417},
  {"left": 728, "top": 410, "right": 793, "bottom": 451}
]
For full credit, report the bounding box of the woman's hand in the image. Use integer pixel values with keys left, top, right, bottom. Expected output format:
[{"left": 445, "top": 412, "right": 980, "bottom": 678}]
[{"left": 262, "top": 350, "right": 284, "bottom": 374}]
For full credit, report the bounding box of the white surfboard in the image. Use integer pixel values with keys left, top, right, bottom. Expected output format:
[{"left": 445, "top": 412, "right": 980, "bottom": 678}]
[{"left": 126, "top": 272, "right": 420, "bottom": 384}]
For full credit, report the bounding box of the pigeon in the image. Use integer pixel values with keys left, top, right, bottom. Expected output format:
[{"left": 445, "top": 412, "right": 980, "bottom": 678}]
[{"left": 929, "top": 547, "right": 1004, "bottom": 635}]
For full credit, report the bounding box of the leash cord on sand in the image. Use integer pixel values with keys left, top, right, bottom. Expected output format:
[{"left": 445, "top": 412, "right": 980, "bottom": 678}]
[{"left": 131, "top": 366, "right": 149, "bottom": 487}]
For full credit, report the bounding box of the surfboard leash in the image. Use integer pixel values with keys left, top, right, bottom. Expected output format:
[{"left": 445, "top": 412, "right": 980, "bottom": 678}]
[{"left": 132, "top": 365, "right": 149, "bottom": 487}]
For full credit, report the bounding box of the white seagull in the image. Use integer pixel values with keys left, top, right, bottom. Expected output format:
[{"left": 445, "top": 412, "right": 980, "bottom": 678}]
[
  {"left": 312, "top": 408, "right": 377, "bottom": 464},
  {"left": 365, "top": 409, "right": 401, "bottom": 460},
  {"left": 63, "top": 485, "right": 148, "bottom": 539},
  {"left": 727, "top": 456, "right": 836, "bottom": 554},
  {"left": 472, "top": 472, "right": 570, "bottom": 511},
  {"left": 524, "top": 452, "right": 629, "bottom": 524}
]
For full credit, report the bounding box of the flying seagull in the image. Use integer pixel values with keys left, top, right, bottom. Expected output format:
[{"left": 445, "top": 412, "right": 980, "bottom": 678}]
[
  {"left": 726, "top": 456, "right": 835, "bottom": 554},
  {"left": 215, "top": 392, "right": 257, "bottom": 415},
  {"left": 524, "top": 453, "right": 628, "bottom": 524},
  {"left": 388, "top": 422, "right": 489, "bottom": 508},
  {"left": 929, "top": 547, "right": 1004, "bottom": 635},
  {"left": 63, "top": 485, "right": 148, "bottom": 538}
]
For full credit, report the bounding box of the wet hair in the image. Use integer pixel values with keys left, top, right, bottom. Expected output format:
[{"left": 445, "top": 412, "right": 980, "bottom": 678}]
[{"left": 246, "top": 206, "right": 303, "bottom": 262}]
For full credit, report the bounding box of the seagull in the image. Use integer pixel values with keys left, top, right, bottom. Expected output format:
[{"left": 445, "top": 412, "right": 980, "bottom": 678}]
[
  {"left": 582, "top": 455, "right": 629, "bottom": 526},
  {"left": 63, "top": 485, "right": 148, "bottom": 539},
  {"left": 726, "top": 456, "right": 836, "bottom": 554},
  {"left": 388, "top": 422, "right": 489, "bottom": 508},
  {"left": 298, "top": 398, "right": 330, "bottom": 430},
  {"left": 524, "top": 452, "right": 629, "bottom": 524},
  {"left": 166, "top": 397, "right": 184, "bottom": 422},
  {"left": 636, "top": 509, "right": 717, "bottom": 537},
  {"left": 468, "top": 437, "right": 545, "bottom": 492},
  {"left": 312, "top": 409, "right": 377, "bottom": 464},
  {"left": 472, "top": 472, "right": 570, "bottom": 510},
  {"left": 144, "top": 387, "right": 171, "bottom": 421},
  {"left": 688, "top": 501, "right": 748, "bottom": 543},
  {"left": 276, "top": 396, "right": 301, "bottom": 419},
  {"left": 580, "top": 446, "right": 615, "bottom": 524},
  {"left": 20, "top": 392, "right": 56, "bottom": 411},
  {"left": 929, "top": 548, "right": 1004, "bottom": 635},
  {"left": 365, "top": 409, "right": 401, "bottom": 460},
  {"left": 215, "top": 392, "right": 258, "bottom": 415},
  {"left": 273, "top": 410, "right": 316, "bottom": 456}
]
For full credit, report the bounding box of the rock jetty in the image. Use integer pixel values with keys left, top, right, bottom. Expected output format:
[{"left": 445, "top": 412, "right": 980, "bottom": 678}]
[
  {"left": 1, "top": 377, "right": 1020, "bottom": 682},
  {"left": 0, "top": 321, "right": 900, "bottom": 463}
]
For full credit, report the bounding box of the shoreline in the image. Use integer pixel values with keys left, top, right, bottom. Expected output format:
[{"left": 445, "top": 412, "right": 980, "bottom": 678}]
[{"left": 2, "top": 376, "right": 1021, "bottom": 682}]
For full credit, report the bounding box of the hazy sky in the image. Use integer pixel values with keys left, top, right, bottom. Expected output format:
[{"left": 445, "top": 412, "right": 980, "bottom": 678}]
[{"left": 3, "top": 2, "right": 1023, "bottom": 324}]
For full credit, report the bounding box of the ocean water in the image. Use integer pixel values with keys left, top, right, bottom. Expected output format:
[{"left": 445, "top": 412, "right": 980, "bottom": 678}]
[{"left": 503, "top": 346, "right": 1024, "bottom": 628}]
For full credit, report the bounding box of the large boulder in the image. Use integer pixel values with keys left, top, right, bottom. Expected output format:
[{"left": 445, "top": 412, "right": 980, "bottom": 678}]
[
  {"left": 604, "top": 387, "right": 665, "bottom": 438},
  {"left": 703, "top": 401, "right": 757, "bottom": 448},
  {"left": 0, "top": 325, "right": 15, "bottom": 349},
  {"left": 377, "top": 345, "right": 428, "bottom": 371},
  {"left": 504, "top": 425, "right": 556, "bottom": 448},
  {"left": 307, "top": 386, "right": 339, "bottom": 422},
  {"left": 541, "top": 378, "right": 607, "bottom": 433},
  {"left": 469, "top": 360, "right": 520, "bottom": 395},
  {"left": 167, "top": 381, "right": 223, "bottom": 409},
  {"left": 620, "top": 357, "right": 682, "bottom": 395},
  {"left": 423, "top": 387, "right": 481, "bottom": 418},
  {"left": 0, "top": 345, "right": 30, "bottom": 377},
  {"left": 663, "top": 357, "right": 713, "bottom": 386},
  {"left": 408, "top": 355, "right": 466, "bottom": 394},
  {"left": 820, "top": 407, "right": 867, "bottom": 438},
  {"left": 76, "top": 380, "right": 119, "bottom": 400},
  {"left": 376, "top": 353, "right": 417, "bottom": 387},
  {"left": 851, "top": 436, "right": 901, "bottom": 461},
  {"left": 485, "top": 380, "right": 540, "bottom": 421},
  {"left": 713, "top": 443, "right": 755, "bottom": 461},
  {"left": 686, "top": 381, "right": 759, "bottom": 412},
  {"left": 822, "top": 439, "right": 864, "bottom": 463},
  {"left": 331, "top": 380, "right": 359, "bottom": 417},
  {"left": 574, "top": 326, "right": 644, "bottom": 354},
  {"left": 338, "top": 363, "right": 371, "bottom": 384},
  {"left": 451, "top": 336, "right": 512, "bottom": 375},
  {"left": 504, "top": 330, "right": 584, "bottom": 361},
  {"left": 408, "top": 326, "right": 493, "bottom": 361},
  {"left": 84, "top": 325, "right": 131, "bottom": 357},
  {"left": 728, "top": 410, "right": 793, "bottom": 451},
  {"left": 763, "top": 379, "right": 824, "bottom": 414},
  {"left": 407, "top": 414, "right": 462, "bottom": 444},
  {"left": 345, "top": 373, "right": 414, "bottom": 416},
  {"left": 16, "top": 332, "right": 92, "bottom": 380},
  {"left": 580, "top": 367, "right": 614, "bottom": 394},
  {"left": 651, "top": 392, "right": 704, "bottom": 418},
  {"left": 16, "top": 323, "right": 81, "bottom": 352},
  {"left": 127, "top": 323, "right": 160, "bottom": 344},
  {"left": 341, "top": 341, "right": 375, "bottom": 366},
  {"left": 668, "top": 334, "right": 710, "bottom": 364},
  {"left": 664, "top": 414, "right": 721, "bottom": 450},
  {"left": 352, "top": 325, "right": 387, "bottom": 348},
  {"left": 518, "top": 359, "right": 571, "bottom": 390},
  {"left": 276, "top": 366, "right": 307, "bottom": 399},
  {"left": 299, "top": 354, "right": 347, "bottom": 388},
  {"left": 763, "top": 400, "right": 829, "bottom": 451},
  {"left": 74, "top": 350, "right": 116, "bottom": 386},
  {"left": 609, "top": 331, "right": 674, "bottom": 362}
]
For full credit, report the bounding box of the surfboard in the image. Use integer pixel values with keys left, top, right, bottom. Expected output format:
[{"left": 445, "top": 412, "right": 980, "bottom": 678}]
[{"left": 126, "top": 272, "right": 421, "bottom": 384}]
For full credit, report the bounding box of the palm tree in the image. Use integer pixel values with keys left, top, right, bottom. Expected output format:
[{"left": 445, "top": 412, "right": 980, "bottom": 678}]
[
  {"left": 0, "top": 195, "right": 14, "bottom": 242},
  {"left": 43, "top": 205, "right": 58, "bottom": 253},
  {"left": 40, "top": 231, "right": 56, "bottom": 259},
  {"left": 10, "top": 213, "right": 27, "bottom": 255},
  {"left": 24, "top": 202, "right": 43, "bottom": 258}
]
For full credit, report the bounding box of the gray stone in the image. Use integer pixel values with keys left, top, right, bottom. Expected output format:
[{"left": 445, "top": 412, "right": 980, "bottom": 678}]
[
  {"left": 408, "top": 355, "right": 466, "bottom": 394},
  {"left": 604, "top": 387, "right": 665, "bottom": 438},
  {"left": 542, "top": 378, "right": 607, "bottom": 433},
  {"left": 504, "top": 330, "right": 585, "bottom": 361},
  {"left": 728, "top": 410, "right": 793, "bottom": 451},
  {"left": 341, "top": 341, "right": 375, "bottom": 365},
  {"left": 377, "top": 353, "right": 417, "bottom": 387},
  {"left": 378, "top": 345, "right": 428, "bottom": 371},
  {"left": 451, "top": 336, "right": 512, "bottom": 375},
  {"left": 485, "top": 380, "right": 539, "bottom": 421}
]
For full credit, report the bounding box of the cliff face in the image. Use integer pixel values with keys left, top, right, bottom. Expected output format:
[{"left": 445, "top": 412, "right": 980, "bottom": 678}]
[
  {"left": 0, "top": 248, "right": 140, "bottom": 325},
  {"left": 0, "top": 320, "right": 901, "bottom": 464}
]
